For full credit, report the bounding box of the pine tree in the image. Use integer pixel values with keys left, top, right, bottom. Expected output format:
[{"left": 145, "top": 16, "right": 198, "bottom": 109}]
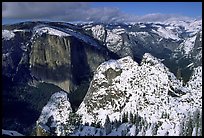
[
  {"left": 104, "top": 115, "right": 111, "bottom": 135},
  {"left": 99, "top": 129, "right": 103, "bottom": 136},
  {"left": 96, "top": 121, "right": 101, "bottom": 128},
  {"left": 152, "top": 123, "right": 158, "bottom": 136},
  {"left": 176, "top": 67, "right": 182, "bottom": 81},
  {"left": 182, "top": 114, "right": 194, "bottom": 136},
  {"left": 186, "top": 116, "right": 193, "bottom": 136},
  {"left": 122, "top": 112, "right": 126, "bottom": 123},
  {"left": 113, "top": 119, "right": 118, "bottom": 129},
  {"left": 179, "top": 120, "right": 185, "bottom": 136},
  {"left": 199, "top": 110, "right": 202, "bottom": 136},
  {"left": 122, "top": 112, "right": 128, "bottom": 123},
  {"left": 129, "top": 112, "right": 134, "bottom": 123},
  {"left": 132, "top": 114, "right": 136, "bottom": 124},
  {"left": 192, "top": 109, "right": 200, "bottom": 136}
]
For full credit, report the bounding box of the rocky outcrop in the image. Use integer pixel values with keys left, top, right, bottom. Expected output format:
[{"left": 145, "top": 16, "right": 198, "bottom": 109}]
[
  {"left": 37, "top": 91, "right": 72, "bottom": 136},
  {"left": 77, "top": 53, "right": 202, "bottom": 135}
]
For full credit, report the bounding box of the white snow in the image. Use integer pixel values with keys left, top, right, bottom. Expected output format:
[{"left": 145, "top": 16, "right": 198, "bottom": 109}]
[
  {"left": 34, "top": 26, "right": 71, "bottom": 37},
  {"left": 2, "top": 129, "right": 24, "bottom": 136},
  {"left": 71, "top": 126, "right": 102, "bottom": 136},
  {"left": 91, "top": 25, "right": 106, "bottom": 42},
  {"left": 2, "top": 30, "right": 15, "bottom": 40},
  {"left": 164, "top": 19, "right": 202, "bottom": 36},
  {"left": 105, "top": 30, "right": 123, "bottom": 52},
  {"left": 32, "top": 24, "right": 101, "bottom": 48},
  {"left": 187, "top": 63, "right": 194, "bottom": 68},
  {"left": 152, "top": 25, "right": 180, "bottom": 40},
  {"left": 13, "top": 29, "right": 30, "bottom": 32},
  {"left": 182, "top": 35, "right": 197, "bottom": 54},
  {"left": 139, "top": 24, "right": 146, "bottom": 28}
]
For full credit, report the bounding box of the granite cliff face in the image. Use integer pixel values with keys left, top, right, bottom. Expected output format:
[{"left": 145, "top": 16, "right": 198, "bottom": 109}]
[
  {"left": 29, "top": 33, "right": 110, "bottom": 92},
  {"left": 2, "top": 21, "right": 117, "bottom": 92}
]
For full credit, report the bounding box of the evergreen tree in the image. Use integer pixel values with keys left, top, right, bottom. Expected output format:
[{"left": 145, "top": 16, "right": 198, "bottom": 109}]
[
  {"left": 133, "top": 114, "right": 136, "bottom": 124},
  {"left": 176, "top": 67, "right": 182, "bottom": 81},
  {"left": 129, "top": 112, "right": 134, "bottom": 123},
  {"left": 179, "top": 120, "right": 185, "bottom": 136},
  {"left": 122, "top": 112, "right": 126, "bottom": 123},
  {"left": 104, "top": 115, "right": 111, "bottom": 135},
  {"left": 64, "top": 113, "right": 82, "bottom": 135},
  {"left": 192, "top": 109, "right": 200, "bottom": 136},
  {"left": 186, "top": 116, "right": 193, "bottom": 136},
  {"left": 199, "top": 110, "right": 202, "bottom": 136},
  {"left": 122, "top": 112, "right": 128, "bottom": 123},
  {"left": 96, "top": 121, "right": 101, "bottom": 128},
  {"left": 152, "top": 123, "right": 158, "bottom": 136},
  {"left": 113, "top": 119, "right": 118, "bottom": 129},
  {"left": 99, "top": 129, "right": 103, "bottom": 136}
]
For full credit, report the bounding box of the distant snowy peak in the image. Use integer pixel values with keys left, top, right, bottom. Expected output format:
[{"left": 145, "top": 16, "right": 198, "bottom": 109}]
[
  {"left": 2, "top": 30, "right": 15, "bottom": 40},
  {"left": 164, "top": 19, "right": 202, "bottom": 36}
]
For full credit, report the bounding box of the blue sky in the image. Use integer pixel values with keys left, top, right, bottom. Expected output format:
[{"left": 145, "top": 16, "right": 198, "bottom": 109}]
[{"left": 2, "top": 2, "right": 202, "bottom": 24}]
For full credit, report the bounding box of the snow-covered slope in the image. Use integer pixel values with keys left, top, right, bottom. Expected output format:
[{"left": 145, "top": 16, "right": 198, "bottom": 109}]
[
  {"left": 187, "top": 66, "right": 202, "bottom": 101},
  {"left": 76, "top": 53, "right": 202, "bottom": 136}
]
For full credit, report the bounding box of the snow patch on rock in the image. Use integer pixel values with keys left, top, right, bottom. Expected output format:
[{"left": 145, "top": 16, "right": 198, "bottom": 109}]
[{"left": 2, "top": 30, "right": 15, "bottom": 40}]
